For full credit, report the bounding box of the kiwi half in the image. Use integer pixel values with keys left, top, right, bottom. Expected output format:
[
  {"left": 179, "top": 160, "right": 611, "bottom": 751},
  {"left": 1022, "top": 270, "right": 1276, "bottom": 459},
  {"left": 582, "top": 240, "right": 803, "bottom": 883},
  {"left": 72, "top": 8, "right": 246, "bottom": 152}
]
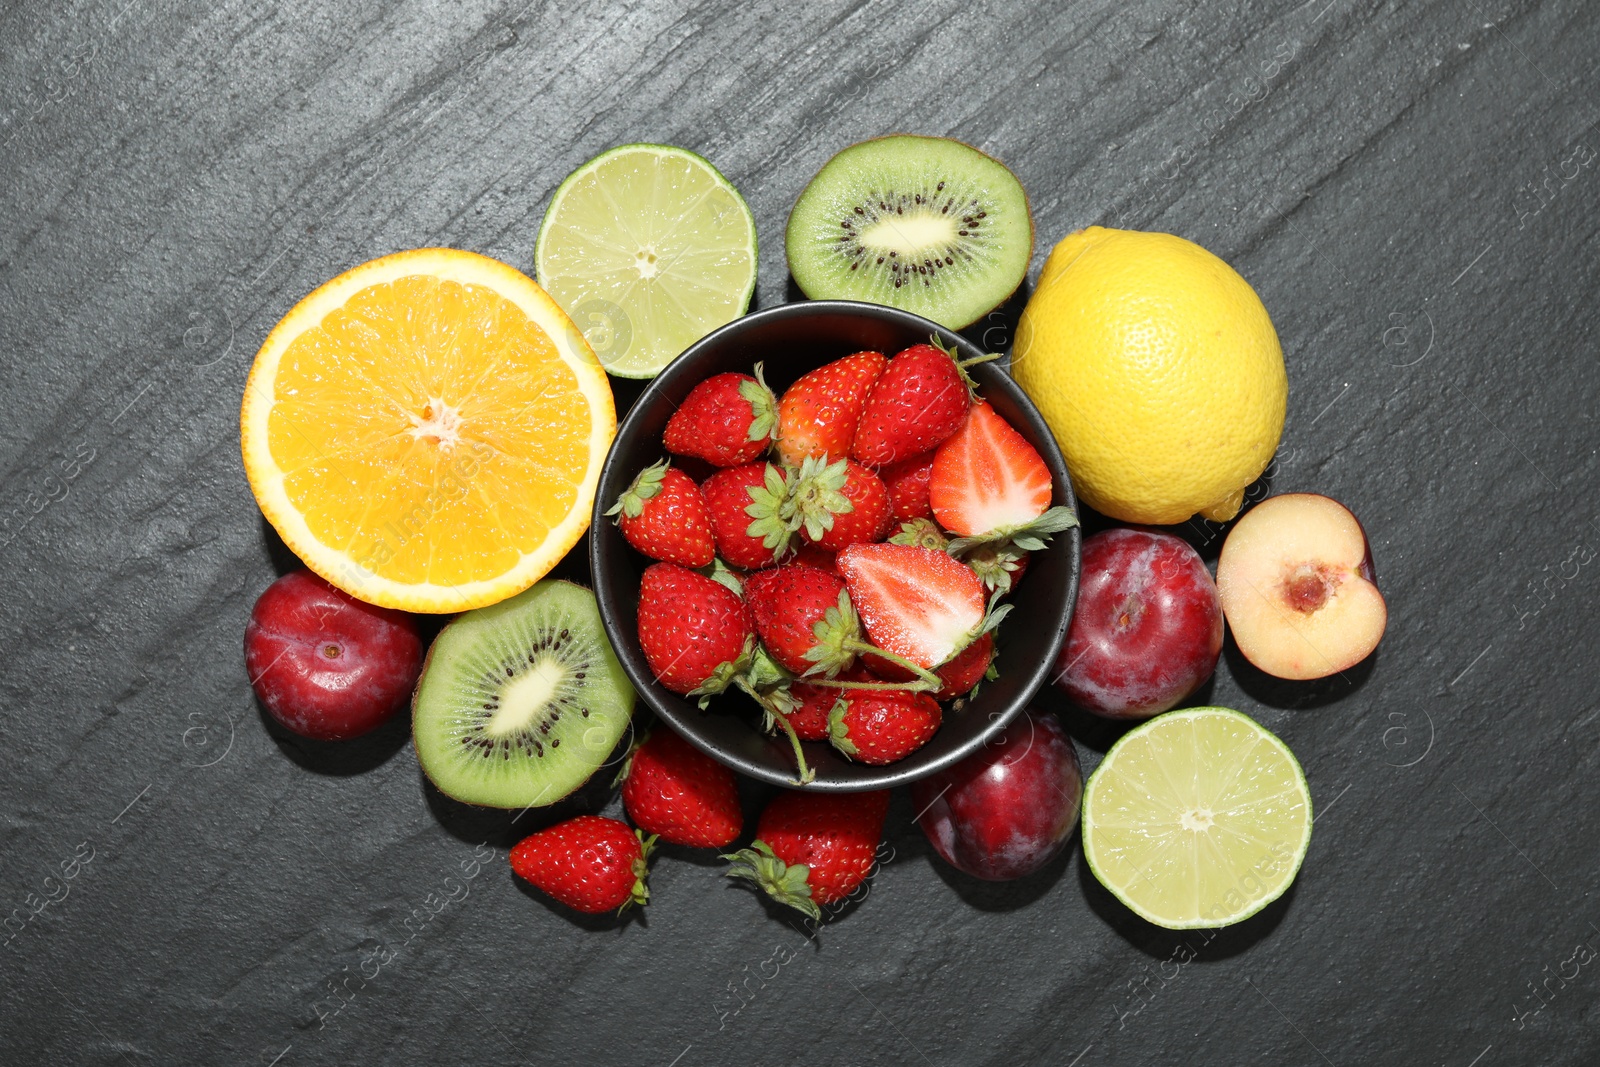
[
  {"left": 412, "top": 580, "right": 634, "bottom": 808},
  {"left": 785, "top": 134, "right": 1034, "bottom": 330}
]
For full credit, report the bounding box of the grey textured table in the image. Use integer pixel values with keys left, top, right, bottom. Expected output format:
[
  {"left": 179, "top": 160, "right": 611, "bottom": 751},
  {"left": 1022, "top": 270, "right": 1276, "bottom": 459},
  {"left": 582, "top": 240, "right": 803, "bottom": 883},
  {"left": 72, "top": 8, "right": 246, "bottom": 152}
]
[{"left": 3, "top": 1, "right": 1597, "bottom": 1063}]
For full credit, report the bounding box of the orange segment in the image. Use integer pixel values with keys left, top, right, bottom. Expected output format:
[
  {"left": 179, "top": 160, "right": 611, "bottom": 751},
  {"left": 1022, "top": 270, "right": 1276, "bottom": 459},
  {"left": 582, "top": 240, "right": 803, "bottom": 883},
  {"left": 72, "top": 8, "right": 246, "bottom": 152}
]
[{"left": 240, "top": 249, "right": 615, "bottom": 612}]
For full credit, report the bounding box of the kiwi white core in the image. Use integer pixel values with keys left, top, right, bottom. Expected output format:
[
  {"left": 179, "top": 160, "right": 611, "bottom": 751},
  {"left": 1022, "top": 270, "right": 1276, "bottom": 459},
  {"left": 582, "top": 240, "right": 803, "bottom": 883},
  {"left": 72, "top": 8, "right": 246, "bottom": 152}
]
[
  {"left": 859, "top": 214, "right": 959, "bottom": 254},
  {"left": 487, "top": 655, "right": 568, "bottom": 738}
]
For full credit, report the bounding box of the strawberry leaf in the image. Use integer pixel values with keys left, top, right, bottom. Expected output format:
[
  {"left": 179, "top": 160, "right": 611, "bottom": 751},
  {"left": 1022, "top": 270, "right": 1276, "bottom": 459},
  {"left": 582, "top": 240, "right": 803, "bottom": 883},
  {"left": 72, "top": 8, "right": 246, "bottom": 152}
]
[
  {"left": 802, "top": 588, "right": 864, "bottom": 677},
  {"left": 605, "top": 459, "right": 670, "bottom": 520},
  {"left": 688, "top": 634, "right": 756, "bottom": 708},
  {"left": 888, "top": 517, "right": 949, "bottom": 552},
  {"left": 785, "top": 454, "right": 853, "bottom": 542},
  {"left": 701, "top": 557, "right": 745, "bottom": 596},
  {"left": 826, "top": 696, "right": 857, "bottom": 757},
  {"left": 946, "top": 504, "right": 1079, "bottom": 556},
  {"left": 723, "top": 840, "right": 821, "bottom": 920},
  {"left": 619, "top": 831, "right": 656, "bottom": 914},
  {"left": 742, "top": 363, "right": 778, "bottom": 443},
  {"left": 744, "top": 463, "right": 797, "bottom": 554}
]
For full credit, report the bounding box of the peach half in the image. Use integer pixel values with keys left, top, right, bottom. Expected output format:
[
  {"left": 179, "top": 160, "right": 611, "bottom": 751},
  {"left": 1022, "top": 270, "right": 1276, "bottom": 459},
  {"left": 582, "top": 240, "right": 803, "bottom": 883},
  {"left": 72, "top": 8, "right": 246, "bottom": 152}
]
[{"left": 1216, "top": 493, "right": 1386, "bottom": 681}]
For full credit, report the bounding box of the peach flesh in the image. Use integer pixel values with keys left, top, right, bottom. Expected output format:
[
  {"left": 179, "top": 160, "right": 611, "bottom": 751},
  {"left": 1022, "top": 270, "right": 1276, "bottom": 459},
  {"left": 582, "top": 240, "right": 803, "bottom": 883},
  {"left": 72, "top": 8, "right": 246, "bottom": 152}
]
[{"left": 1217, "top": 493, "right": 1386, "bottom": 681}]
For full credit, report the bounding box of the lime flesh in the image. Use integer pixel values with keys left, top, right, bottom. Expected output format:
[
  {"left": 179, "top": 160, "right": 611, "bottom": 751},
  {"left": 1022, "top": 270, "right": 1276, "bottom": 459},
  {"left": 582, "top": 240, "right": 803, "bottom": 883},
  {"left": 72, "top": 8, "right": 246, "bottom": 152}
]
[
  {"left": 535, "top": 143, "right": 757, "bottom": 379},
  {"left": 1082, "top": 707, "right": 1312, "bottom": 929}
]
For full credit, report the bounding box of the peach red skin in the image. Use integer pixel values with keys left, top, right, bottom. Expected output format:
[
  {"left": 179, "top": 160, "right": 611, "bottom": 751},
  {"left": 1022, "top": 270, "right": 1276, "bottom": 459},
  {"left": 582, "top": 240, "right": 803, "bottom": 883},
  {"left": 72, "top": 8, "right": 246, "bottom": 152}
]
[
  {"left": 245, "top": 570, "right": 423, "bottom": 741},
  {"left": 912, "top": 708, "right": 1082, "bottom": 881},
  {"left": 1054, "top": 528, "right": 1223, "bottom": 719}
]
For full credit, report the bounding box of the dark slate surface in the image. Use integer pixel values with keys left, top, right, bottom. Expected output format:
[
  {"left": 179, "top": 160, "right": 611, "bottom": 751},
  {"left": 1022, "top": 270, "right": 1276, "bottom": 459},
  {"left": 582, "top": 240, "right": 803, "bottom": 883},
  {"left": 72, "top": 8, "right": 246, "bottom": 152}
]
[{"left": 2, "top": 0, "right": 1597, "bottom": 1063}]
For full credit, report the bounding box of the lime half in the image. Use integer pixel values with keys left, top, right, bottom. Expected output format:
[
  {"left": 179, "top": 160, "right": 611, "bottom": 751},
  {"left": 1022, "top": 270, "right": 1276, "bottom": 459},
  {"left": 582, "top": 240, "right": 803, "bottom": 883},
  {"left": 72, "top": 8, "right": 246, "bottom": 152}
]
[
  {"left": 1082, "top": 707, "right": 1312, "bottom": 929},
  {"left": 535, "top": 144, "right": 758, "bottom": 379}
]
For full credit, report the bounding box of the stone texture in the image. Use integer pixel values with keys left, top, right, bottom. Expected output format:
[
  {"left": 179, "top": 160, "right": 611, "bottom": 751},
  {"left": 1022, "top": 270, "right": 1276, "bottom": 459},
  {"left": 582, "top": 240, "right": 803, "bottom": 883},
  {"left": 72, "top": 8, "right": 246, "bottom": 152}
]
[{"left": 2, "top": 0, "right": 1598, "bottom": 1063}]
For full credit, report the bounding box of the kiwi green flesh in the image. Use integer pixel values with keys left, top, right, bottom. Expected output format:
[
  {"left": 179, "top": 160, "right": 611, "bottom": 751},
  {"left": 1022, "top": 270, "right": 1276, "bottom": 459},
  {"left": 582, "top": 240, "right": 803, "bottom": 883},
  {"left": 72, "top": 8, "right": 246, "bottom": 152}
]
[
  {"left": 786, "top": 134, "right": 1033, "bottom": 330},
  {"left": 412, "top": 580, "right": 635, "bottom": 809}
]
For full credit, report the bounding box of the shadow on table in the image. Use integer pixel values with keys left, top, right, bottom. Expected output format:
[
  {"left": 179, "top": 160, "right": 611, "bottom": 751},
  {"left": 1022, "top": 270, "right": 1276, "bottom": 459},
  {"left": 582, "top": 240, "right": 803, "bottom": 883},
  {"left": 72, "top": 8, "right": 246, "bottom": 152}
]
[
  {"left": 1077, "top": 850, "right": 1297, "bottom": 960},
  {"left": 421, "top": 755, "right": 623, "bottom": 852},
  {"left": 1224, "top": 631, "right": 1378, "bottom": 710},
  {"left": 255, "top": 697, "right": 411, "bottom": 776},
  {"left": 921, "top": 832, "right": 1078, "bottom": 913},
  {"left": 510, "top": 867, "right": 650, "bottom": 932}
]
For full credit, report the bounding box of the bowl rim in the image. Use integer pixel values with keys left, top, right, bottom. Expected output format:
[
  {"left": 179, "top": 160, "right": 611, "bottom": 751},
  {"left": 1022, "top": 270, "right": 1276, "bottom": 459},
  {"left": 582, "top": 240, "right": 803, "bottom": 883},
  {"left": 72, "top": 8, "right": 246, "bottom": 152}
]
[{"left": 590, "top": 299, "right": 1080, "bottom": 791}]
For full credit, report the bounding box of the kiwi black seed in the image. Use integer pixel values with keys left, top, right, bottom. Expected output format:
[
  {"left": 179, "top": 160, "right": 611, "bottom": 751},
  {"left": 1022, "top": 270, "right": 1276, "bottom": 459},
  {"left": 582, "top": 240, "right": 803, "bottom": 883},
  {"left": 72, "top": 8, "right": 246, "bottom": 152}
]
[
  {"left": 412, "top": 580, "right": 634, "bottom": 809},
  {"left": 785, "top": 134, "right": 1034, "bottom": 330}
]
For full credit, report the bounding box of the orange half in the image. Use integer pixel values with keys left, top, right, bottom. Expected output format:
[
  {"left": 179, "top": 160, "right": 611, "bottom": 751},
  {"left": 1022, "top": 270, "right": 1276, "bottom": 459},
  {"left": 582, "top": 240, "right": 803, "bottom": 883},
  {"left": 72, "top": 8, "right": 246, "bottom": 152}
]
[{"left": 240, "top": 249, "right": 615, "bottom": 612}]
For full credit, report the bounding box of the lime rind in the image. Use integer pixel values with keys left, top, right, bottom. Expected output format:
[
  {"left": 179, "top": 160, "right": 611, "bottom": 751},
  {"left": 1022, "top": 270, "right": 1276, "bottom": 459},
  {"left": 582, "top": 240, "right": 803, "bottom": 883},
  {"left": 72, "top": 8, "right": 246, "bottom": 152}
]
[
  {"left": 534, "top": 143, "right": 757, "bottom": 379},
  {"left": 1081, "top": 707, "right": 1312, "bottom": 930}
]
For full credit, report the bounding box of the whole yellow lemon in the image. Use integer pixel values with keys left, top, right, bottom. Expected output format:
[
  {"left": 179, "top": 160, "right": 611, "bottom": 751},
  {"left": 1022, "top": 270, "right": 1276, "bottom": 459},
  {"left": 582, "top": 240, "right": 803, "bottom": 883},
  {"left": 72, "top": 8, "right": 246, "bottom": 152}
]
[{"left": 1013, "top": 227, "right": 1286, "bottom": 525}]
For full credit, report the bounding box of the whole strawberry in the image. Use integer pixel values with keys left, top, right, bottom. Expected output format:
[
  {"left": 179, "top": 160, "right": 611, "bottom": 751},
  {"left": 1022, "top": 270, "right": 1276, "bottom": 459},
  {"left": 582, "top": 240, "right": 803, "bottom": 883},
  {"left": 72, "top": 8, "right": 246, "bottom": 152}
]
[
  {"left": 664, "top": 366, "right": 776, "bottom": 467},
  {"left": 637, "top": 562, "right": 752, "bottom": 698},
  {"left": 879, "top": 451, "right": 936, "bottom": 521},
  {"left": 724, "top": 790, "right": 890, "bottom": 917},
  {"left": 829, "top": 687, "right": 943, "bottom": 764},
  {"left": 775, "top": 350, "right": 886, "bottom": 466},
  {"left": 701, "top": 462, "right": 794, "bottom": 570},
  {"left": 790, "top": 541, "right": 839, "bottom": 575},
  {"left": 788, "top": 455, "right": 891, "bottom": 551},
  {"left": 620, "top": 728, "right": 742, "bottom": 847},
  {"left": 511, "top": 815, "right": 654, "bottom": 914},
  {"left": 851, "top": 340, "right": 977, "bottom": 467},
  {"left": 606, "top": 461, "right": 715, "bottom": 568}
]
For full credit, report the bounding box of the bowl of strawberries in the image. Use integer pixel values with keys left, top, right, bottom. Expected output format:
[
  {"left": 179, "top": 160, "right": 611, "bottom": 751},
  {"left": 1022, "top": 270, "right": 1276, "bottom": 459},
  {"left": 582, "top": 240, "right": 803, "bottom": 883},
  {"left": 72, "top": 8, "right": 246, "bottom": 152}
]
[{"left": 591, "top": 301, "right": 1080, "bottom": 790}]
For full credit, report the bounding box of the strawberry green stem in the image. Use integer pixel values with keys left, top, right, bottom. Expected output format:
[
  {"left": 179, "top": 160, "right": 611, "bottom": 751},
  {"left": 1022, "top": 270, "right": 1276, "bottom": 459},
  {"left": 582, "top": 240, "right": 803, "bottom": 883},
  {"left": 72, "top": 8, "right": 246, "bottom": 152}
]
[
  {"left": 841, "top": 640, "right": 941, "bottom": 687},
  {"left": 735, "top": 678, "right": 815, "bottom": 785},
  {"left": 802, "top": 676, "right": 939, "bottom": 693}
]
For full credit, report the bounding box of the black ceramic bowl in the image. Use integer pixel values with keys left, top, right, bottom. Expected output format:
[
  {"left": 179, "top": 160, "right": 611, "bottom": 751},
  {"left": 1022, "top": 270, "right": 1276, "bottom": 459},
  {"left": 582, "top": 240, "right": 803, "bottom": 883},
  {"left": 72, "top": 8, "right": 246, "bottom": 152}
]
[{"left": 591, "top": 301, "right": 1080, "bottom": 791}]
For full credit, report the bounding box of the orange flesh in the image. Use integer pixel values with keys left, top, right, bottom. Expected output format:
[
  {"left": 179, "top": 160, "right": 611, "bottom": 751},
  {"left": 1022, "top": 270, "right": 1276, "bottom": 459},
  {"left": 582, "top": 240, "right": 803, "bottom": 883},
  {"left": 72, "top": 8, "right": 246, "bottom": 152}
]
[{"left": 266, "top": 275, "right": 592, "bottom": 589}]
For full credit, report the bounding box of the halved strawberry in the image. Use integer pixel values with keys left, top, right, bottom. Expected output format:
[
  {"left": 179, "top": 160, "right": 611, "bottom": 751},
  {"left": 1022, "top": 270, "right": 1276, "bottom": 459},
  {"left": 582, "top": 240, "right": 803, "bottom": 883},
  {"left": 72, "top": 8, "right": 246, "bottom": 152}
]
[
  {"left": 605, "top": 460, "right": 715, "bottom": 568},
  {"left": 836, "top": 543, "right": 1000, "bottom": 671},
  {"left": 851, "top": 341, "right": 978, "bottom": 467},
  {"left": 774, "top": 351, "right": 886, "bottom": 467},
  {"left": 664, "top": 366, "right": 777, "bottom": 467},
  {"left": 788, "top": 455, "right": 892, "bottom": 551},
  {"left": 929, "top": 401, "right": 1078, "bottom": 551}
]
